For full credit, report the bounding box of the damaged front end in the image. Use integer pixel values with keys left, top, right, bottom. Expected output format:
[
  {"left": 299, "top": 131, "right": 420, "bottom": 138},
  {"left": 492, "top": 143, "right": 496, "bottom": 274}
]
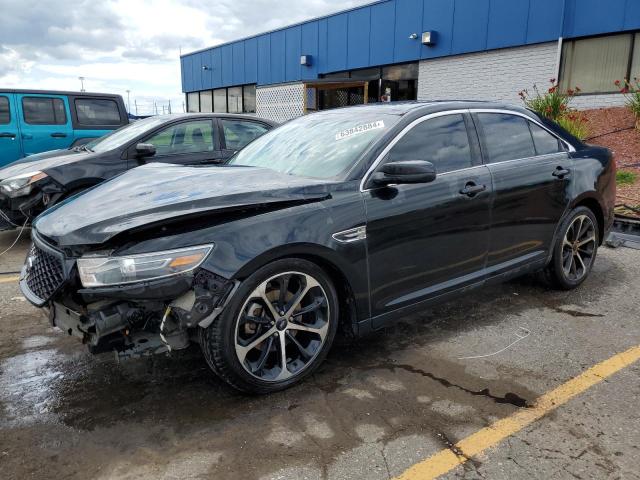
[
  {"left": 20, "top": 232, "right": 236, "bottom": 359},
  {"left": 0, "top": 172, "right": 64, "bottom": 227}
]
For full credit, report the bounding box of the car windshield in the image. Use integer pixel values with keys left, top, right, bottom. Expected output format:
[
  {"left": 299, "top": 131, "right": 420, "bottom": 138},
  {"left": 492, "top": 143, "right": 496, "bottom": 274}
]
[
  {"left": 86, "top": 117, "right": 168, "bottom": 153},
  {"left": 227, "top": 111, "right": 400, "bottom": 179}
]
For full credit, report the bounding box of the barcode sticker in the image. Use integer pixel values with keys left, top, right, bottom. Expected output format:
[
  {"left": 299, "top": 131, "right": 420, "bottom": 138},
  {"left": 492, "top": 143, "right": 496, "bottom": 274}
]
[{"left": 335, "top": 120, "right": 385, "bottom": 141}]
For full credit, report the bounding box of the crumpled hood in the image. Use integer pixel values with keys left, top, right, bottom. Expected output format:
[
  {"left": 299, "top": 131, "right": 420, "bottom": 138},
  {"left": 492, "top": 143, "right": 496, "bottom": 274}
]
[
  {"left": 0, "top": 149, "right": 89, "bottom": 180},
  {"left": 34, "top": 163, "right": 333, "bottom": 246}
]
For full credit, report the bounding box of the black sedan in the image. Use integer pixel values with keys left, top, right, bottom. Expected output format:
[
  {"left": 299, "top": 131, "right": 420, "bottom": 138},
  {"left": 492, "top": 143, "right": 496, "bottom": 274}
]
[
  {"left": 0, "top": 113, "right": 275, "bottom": 229},
  {"left": 20, "top": 101, "right": 616, "bottom": 393}
]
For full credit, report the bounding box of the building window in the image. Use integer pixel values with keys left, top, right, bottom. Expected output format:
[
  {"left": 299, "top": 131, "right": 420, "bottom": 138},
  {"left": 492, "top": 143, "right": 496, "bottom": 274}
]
[
  {"left": 186, "top": 92, "right": 199, "bottom": 113},
  {"left": 187, "top": 85, "right": 257, "bottom": 114},
  {"left": 560, "top": 32, "right": 639, "bottom": 94},
  {"left": 213, "top": 89, "right": 227, "bottom": 113},
  {"left": 319, "top": 63, "right": 418, "bottom": 109},
  {"left": 228, "top": 86, "right": 243, "bottom": 113},
  {"left": 243, "top": 85, "right": 256, "bottom": 113},
  {"left": 200, "top": 90, "right": 213, "bottom": 112},
  {"left": 632, "top": 32, "right": 640, "bottom": 80}
]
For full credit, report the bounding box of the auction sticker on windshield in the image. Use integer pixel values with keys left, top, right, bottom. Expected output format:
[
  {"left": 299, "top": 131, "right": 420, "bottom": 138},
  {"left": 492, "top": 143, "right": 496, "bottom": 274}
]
[{"left": 335, "top": 120, "right": 385, "bottom": 141}]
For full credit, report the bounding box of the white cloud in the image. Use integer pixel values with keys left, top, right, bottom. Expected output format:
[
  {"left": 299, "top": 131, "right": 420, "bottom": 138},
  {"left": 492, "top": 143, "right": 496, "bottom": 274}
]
[{"left": 0, "top": 0, "right": 372, "bottom": 115}]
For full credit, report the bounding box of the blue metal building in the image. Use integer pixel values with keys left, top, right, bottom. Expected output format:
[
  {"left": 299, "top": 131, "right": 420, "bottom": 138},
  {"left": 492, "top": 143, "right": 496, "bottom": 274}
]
[{"left": 181, "top": 0, "right": 640, "bottom": 121}]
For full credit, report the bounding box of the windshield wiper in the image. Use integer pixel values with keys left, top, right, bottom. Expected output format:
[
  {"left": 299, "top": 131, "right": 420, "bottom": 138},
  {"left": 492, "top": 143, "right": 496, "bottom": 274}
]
[{"left": 81, "top": 144, "right": 94, "bottom": 152}]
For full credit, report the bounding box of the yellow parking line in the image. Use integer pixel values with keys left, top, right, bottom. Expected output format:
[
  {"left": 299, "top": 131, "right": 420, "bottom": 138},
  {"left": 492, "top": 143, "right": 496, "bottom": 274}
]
[
  {"left": 395, "top": 344, "right": 640, "bottom": 480},
  {"left": 0, "top": 275, "right": 20, "bottom": 284}
]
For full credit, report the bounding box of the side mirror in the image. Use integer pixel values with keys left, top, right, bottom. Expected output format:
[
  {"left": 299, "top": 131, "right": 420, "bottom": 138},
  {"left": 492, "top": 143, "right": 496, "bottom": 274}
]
[
  {"left": 135, "top": 143, "right": 156, "bottom": 158},
  {"left": 371, "top": 160, "right": 436, "bottom": 186}
]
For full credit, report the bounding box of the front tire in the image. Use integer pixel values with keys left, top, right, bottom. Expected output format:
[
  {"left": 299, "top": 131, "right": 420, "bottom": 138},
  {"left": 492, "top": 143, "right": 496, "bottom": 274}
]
[
  {"left": 200, "top": 258, "right": 339, "bottom": 394},
  {"left": 544, "top": 206, "right": 599, "bottom": 290}
]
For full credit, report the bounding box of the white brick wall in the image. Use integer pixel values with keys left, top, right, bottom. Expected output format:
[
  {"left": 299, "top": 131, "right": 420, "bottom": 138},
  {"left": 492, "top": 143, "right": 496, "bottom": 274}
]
[
  {"left": 256, "top": 83, "right": 305, "bottom": 123},
  {"left": 417, "top": 42, "right": 626, "bottom": 111},
  {"left": 570, "top": 94, "right": 626, "bottom": 110}
]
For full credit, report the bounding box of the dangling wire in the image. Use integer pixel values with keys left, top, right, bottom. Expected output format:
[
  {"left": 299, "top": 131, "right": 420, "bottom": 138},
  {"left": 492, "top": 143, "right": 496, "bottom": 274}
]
[
  {"left": 458, "top": 327, "right": 531, "bottom": 360},
  {"left": 159, "top": 306, "right": 173, "bottom": 352},
  {"left": 0, "top": 217, "right": 29, "bottom": 258}
]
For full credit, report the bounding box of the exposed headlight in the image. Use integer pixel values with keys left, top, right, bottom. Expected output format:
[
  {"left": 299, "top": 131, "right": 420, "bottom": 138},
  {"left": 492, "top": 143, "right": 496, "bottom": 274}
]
[
  {"left": 0, "top": 171, "right": 48, "bottom": 198},
  {"left": 77, "top": 244, "right": 213, "bottom": 288}
]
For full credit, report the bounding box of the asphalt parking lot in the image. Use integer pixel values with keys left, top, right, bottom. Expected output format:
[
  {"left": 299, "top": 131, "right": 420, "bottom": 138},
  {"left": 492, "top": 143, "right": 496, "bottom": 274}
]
[{"left": 0, "top": 229, "right": 639, "bottom": 480}]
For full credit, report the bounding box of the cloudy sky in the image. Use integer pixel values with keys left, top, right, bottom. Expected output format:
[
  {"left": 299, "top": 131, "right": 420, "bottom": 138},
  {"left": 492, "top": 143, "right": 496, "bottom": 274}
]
[{"left": 0, "top": 0, "right": 370, "bottom": 115}]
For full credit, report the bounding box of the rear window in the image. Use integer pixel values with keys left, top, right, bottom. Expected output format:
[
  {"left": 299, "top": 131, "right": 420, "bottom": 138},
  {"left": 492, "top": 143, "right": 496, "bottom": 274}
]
[
  {"left": 22, "top": 97, "right": 67, "bottom": 125},
  {"left": 0, "top": 96, "right": 9, "bottom": 124},
  {"left": 75, "top": 98, "right": 122, "bottom": 126}
]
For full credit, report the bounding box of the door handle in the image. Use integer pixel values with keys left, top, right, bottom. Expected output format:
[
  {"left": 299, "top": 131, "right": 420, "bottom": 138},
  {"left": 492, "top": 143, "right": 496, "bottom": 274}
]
[
  {"left": 21, "top": 133, "right": 33, "bottom": 139},
  {"left": 51, "top": 132, "right": 67, "bottom": 138},
  {"left": 0, "top": 132, "right": 16, "bottom": 138},
  {"left": 552, "top": 167, "right": 570, "bottom": 178},
  {"left": 460, "top": 182, "right": 487, "bottom": 197}
]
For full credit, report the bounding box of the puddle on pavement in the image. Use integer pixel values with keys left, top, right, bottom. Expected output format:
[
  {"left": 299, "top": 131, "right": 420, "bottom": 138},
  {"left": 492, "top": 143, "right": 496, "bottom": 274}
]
[{"left": 0, "top": 348, "right": 66, "bottom": 427}]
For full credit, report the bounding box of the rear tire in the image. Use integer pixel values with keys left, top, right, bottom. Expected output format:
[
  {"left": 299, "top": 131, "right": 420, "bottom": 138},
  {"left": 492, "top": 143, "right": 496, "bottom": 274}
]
[
  {"left": 200, "top": 258, "right": 339, "bottom": 394},
  {"left": 544, "top": 206, "right": 599, "bottom": 290}
]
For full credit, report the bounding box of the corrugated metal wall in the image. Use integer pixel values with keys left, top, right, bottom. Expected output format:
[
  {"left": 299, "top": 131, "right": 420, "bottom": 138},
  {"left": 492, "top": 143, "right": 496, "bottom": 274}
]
[{"left": 181, "top": 0, "right": 640, "bottom": 93}]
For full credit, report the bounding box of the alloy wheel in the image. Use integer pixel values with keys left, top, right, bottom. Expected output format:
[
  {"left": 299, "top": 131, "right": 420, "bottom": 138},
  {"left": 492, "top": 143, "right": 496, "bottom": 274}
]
[
  {"left": 561, "top": 214, "right": 596, "bottom": 282},
  {"left": 234, "top": 271, "right": 330, "bottom": 381}
]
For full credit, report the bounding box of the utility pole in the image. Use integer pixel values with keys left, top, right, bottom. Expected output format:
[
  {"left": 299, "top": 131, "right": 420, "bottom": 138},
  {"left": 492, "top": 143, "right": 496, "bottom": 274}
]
[
  {"left": 168, "top": 99, "right": 172, "bottom": 114},
  {"left": 126, "top": 90, "right": 131, "bottom": 114},
  {"left": 134, "top": 99, "right": 138, "bottom": 115},
  {"left": 78, "top": 76, "right": 85, "bottom": 92}
]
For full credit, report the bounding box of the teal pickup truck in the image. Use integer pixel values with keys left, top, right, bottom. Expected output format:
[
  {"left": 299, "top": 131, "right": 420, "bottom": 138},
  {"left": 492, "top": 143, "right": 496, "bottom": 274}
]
[{"left": 0, "top": 90, "right": 128, "bottom": 166}]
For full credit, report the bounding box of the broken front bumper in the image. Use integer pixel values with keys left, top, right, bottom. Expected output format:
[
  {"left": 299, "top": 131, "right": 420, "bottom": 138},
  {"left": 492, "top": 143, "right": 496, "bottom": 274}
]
[{"left": 20, "top": 232, "right": 237, "bottom": 357}]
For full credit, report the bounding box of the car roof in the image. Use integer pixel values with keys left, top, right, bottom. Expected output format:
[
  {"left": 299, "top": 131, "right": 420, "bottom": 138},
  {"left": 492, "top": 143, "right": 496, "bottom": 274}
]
[
  {"left": 0, "top": 89, "right": 123, "bottom": 98},
  {"left": 150, "top": 113, "right": 278, "bottom": 126},
  {"left": 311, "top": 100, "right": 533, "bottom": 117}
]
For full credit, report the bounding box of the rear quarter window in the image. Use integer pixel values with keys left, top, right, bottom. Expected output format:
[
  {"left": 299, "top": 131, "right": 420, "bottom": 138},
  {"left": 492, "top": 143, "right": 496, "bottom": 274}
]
[{"left": 75, "top": 98, "right": 122, "bottom": 126}]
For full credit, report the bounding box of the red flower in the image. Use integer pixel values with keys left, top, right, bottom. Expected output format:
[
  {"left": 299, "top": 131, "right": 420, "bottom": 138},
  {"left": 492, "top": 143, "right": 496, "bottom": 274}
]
[
  {"left": 550, "top": 78, "right": 556, "bottom": 84},
  {"left": 620, "top": 87, "right": 629, "bottom": 94},
  {"left": 548, "top": 86, "right": 557, "bottom": 93},
  {"left": 615, "top": 80, "right": 621, "bottom": 86}
]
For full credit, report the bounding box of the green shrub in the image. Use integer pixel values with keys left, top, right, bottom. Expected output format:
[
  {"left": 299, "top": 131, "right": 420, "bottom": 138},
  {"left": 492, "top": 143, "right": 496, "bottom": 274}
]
[
  {"left": 519, "top": 79, "right": 589, "bottom": 140},
  {"left": 615, "top": 78, "right": 640, "bottom": 127},
  {"left": 616, "top": 170, "right": 637, "bottom": 186},
  {"left": 556, "top": 113, "right": 589, "bottom": 141}
]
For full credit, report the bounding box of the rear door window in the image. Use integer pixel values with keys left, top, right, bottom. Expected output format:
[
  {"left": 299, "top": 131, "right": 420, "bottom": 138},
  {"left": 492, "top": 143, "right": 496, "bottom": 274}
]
[
  {"left": 75, "top": 98, "right": 122, "bottom": 126},
  {"left": 386, "top": 114, "right": 473, "bottom": 174},
  {"left": 22, "top": 97, "right": 67, "bottom": 125},
  {"left": 477, "top": 113, "right": 536, "bottom": 163},
  {"left": 0, "top": 96, "right": 10, "bottom": 124},
  {"left": 528, "top": 122, "right": 565, "bottom": 155},
  {"left": 145, "top": 120, "right": 216, "bottom": 156},
  {"left": 221, "top": 119, "right": 270, "bottom": 150}
]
